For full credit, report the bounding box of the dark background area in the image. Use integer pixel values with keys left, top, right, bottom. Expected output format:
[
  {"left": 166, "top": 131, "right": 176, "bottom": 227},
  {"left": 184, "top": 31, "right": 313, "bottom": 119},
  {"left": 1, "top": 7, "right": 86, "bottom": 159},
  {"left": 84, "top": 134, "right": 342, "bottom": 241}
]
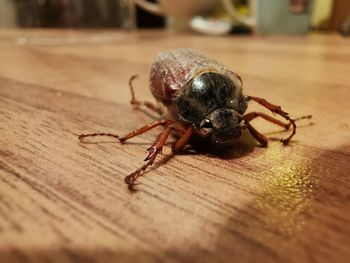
[{"left": 12, "top": 0, "right": 164, "bottom": 28}]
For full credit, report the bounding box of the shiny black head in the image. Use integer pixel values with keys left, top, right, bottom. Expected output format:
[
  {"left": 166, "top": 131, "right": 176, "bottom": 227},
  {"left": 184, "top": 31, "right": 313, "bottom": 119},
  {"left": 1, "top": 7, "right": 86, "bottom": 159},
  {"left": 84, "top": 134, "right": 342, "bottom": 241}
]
[
  {"left": 198, "top": 109, "right": 242, "bottom": 145},
  {"left": 175, "top": 71, "right": 247, "bottom": 145}
]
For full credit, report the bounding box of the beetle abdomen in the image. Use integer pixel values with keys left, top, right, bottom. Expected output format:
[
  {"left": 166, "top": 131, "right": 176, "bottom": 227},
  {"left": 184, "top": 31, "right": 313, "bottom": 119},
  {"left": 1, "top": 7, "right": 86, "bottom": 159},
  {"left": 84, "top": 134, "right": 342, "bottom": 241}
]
[{"left": 149, "top": 49, "right": 241, "bottom": 105}]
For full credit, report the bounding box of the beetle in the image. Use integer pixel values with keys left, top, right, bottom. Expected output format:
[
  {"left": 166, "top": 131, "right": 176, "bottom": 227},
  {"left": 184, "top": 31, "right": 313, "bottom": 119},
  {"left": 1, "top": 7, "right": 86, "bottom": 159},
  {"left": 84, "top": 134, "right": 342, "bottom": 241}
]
[{"left": 79, "top": 49, "right": 311, "bottom": 188}]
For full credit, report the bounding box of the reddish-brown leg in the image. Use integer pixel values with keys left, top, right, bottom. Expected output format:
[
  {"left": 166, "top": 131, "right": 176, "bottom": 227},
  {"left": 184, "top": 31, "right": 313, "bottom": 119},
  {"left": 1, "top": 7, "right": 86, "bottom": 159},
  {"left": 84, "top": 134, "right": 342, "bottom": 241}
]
[
  {"left": 243, "top": 111, "right": 313, "bottom": 146},
  {"left": 247, "top": 95, "right": 303, "bottom": 145},
  {"left": 243, "top": 111, "right": 312, "bottom": 129},
  {"left": 118, "top": 120, "right": 172, "bottom": 143},
  {"left": 78, "top": 119, "right": 192, "bottom": 188},
  {"left": 172, "top": 126, "right": 194, "bottom": 152},
  {"left": 124, "top": 123, "right": 192, "bottom": 188},
  {"left": 78, "top": 119, "right": 173, "bottom": 143},
  {"left": 124, "top": 125, "right": 174, "bottom": 188},
  {"left": 243, "top": 111, "right": 291, "bottom": 129},
  {"left": 245, "top": 122, "right": 268, "bottom": 147},
  {"left": 78, "top": 132, "right": 119, "bottom": 141},
  {"left": 129, "top": 75, "right": 163, "bottom": 115},
  {"left": 242, "top": 112, "right": 278, "bottom": 146},
  {"left": 247, "top": 96, "right": 289, "bottom": 117}
]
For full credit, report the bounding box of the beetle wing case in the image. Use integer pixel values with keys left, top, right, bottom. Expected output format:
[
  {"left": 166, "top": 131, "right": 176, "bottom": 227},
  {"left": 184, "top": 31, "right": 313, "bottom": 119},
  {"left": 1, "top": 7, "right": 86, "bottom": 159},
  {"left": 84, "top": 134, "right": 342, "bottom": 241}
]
[{"left": 149, "top": 49, "right": 242, "bottom": 105}]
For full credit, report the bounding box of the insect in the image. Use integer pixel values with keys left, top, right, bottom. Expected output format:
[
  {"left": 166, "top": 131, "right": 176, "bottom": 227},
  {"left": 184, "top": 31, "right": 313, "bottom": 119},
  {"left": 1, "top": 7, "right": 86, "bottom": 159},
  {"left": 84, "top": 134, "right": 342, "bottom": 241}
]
[{"left": 79, "top": 49, "right": 311, "bottom": 188}]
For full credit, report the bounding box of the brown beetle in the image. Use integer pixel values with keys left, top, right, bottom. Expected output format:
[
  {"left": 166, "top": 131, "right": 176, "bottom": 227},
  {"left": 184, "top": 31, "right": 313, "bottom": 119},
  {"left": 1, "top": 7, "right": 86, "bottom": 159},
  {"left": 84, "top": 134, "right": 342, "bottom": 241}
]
[{"left": 79, "top": 49, "right": 311, "bottom": 188}]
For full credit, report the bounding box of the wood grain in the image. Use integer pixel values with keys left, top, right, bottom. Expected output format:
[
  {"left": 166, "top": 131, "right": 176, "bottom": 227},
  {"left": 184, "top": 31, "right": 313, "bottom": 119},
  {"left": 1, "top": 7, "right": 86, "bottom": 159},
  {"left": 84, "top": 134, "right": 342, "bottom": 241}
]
[{"left": 0, "top": 29, "right": 350, "bottom": 263}]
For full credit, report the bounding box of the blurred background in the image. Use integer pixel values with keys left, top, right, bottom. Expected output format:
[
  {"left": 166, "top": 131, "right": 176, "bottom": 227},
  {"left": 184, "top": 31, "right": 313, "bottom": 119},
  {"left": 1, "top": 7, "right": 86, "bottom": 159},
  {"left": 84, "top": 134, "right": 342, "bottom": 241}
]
[{"left": 0, "top": 0, "right": 349, "bottom": 35}]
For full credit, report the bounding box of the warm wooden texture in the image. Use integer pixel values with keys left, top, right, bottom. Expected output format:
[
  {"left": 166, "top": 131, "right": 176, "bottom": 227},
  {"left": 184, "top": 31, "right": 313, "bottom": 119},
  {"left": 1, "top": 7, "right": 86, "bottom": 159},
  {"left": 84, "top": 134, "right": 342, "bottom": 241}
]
[{"left": 0, "top": 29, "right": 349, "bottom": 263}]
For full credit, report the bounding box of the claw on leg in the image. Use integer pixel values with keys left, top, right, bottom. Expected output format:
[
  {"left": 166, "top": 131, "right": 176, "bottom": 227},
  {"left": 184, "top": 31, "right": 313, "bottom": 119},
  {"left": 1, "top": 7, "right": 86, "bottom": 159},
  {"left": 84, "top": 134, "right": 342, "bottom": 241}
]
[
  {"left": 247, "top": 95, "right": 312, "bottom": 145},
  {"left": 124, "top": 124, "right": 193, "bottom": 189},
  {"left": 78, "top": 118, "right": 193, "bottom": 189},
  {"left": 124, "top": 125, "right": 173, "bottom": 189}
]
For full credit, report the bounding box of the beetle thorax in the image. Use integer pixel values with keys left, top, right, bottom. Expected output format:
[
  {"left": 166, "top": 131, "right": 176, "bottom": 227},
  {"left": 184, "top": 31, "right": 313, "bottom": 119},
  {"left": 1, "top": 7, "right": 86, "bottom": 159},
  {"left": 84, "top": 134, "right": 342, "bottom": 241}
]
[{"left": 174, "top": 72, "right": 247, "bottom": 125}]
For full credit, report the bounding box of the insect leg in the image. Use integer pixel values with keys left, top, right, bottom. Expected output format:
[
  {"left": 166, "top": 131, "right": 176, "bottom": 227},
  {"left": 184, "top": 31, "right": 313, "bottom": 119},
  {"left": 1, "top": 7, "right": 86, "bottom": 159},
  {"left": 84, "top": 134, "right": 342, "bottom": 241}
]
[
  {"left": 118, "top": 119, "right": 173, "bottom": 143},
  {"left": 247, "top": 96, "right": 289, "bottom": 117},
  {"left": 125, "top": 125, "right": 174, "bottom": 188},
  {"left": 243, "top": 112, "right": 290, "bottom": 129},
  {"left": 129, "top": 75, "right": 163, "bottom": 115},
  {"left": 78, "top": 132, "right": 119, "bottom": 141},
  {"left": 243, "top": 112, "right": 312, "bottom": 129},
  {"left": 78, "top": 120, "right": 173, "bottom": 142},
  {"left": 245, "top": 122, "right": 268, "bottom": 147},
  {"left": 171, "top": 126, "right": 194, "bottom": 152},
  {"left": 247, "top": 95, "right": 310, "bottom": 145}
]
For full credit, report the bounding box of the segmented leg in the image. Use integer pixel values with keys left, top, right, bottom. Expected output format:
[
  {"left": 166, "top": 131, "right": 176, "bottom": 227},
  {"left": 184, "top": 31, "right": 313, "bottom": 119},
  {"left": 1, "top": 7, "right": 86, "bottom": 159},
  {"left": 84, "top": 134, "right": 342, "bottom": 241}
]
[
  {"left": 243, "top": 112, "right": 312, "bottom": 129},
  {"left": 78, "top": 133, "right": 119, "bottom": 141},
  {"left": 124, "top": 125, "right": 173, "bottom": 188},
  {"left": 129, "top": 75, "right": 163, "bottom": 115},
  {"left": 243, "top": 111, "right": 290, "bottom": 129},
  {"left": 172, "top": 126, "right": 194, "bottom": 152},
  {"left": 118, "top": 120, "right": 172, "bottom": 143},
  {"left": 78, "top": 120, "right": 172, "bottom": 143},
  {"left": 242, "top": 111, "right": 312, "bottom": 146},
  {"left": 247, "top": 95, "right": 312, "bottom": 145},
  {"left": 245, "top": 122, "right": 268, "bottom": 147},
  {"left": 124, "top": 123, "right": 191, "bottom": 188},
  {"left": 78, "top": 119, "right": 192, "bottom": 188}
]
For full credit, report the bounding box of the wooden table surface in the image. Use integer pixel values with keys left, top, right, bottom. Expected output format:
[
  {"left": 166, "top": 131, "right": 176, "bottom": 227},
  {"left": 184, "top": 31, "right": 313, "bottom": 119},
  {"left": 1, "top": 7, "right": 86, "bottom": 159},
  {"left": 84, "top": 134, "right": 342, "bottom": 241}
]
[{"left": 0, "top": 29, "right": 349, "bottom": 263}]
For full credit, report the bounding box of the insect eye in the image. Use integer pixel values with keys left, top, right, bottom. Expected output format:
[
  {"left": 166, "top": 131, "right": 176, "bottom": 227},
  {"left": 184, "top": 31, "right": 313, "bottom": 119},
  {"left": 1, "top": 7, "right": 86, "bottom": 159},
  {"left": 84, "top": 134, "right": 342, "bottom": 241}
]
[
  {"left": 202, "top": 119, "right": 213, "bottom": 129},
  {"left": 199, "top": 119, "right": 213, "bottom": 137}
]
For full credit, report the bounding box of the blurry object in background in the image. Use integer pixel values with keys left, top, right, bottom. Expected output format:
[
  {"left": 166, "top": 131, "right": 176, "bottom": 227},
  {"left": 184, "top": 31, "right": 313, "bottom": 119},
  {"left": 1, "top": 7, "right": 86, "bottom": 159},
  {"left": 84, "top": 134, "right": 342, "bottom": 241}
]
[
  {"left": 311, "top": 0, "right": 333, "bottom": 30},
  {"left": 1, "top": 0, "right": 346, "bottom": 35},
  {"left": 189, "top": 1, "right": 252, "bottom": 36},
  {"left": 1, "top": 0, "right": 136, "bottom": 29},
  {"left": 303, "top": 0, "right": 350, "bottom": 34},
  {"left": 223, "top": 0, "right": 313, "bottom": 34},
  {"left": 190, "top": 16, "right": 232, "bottom": 35},
  {"left": 134, "top": 0, "right": 219, "bottom": 30},
  {"left": 135, "top": 0, "right": 252, "bottom": 34},
  {"left": 0, "top": 0, "right": 17, "bottom": 27},
  {"left": 221, "top": 0, "right": 256, "bottom": 27},
  {"left": 257, "top": 0, "right": 313, "bottom": 34},
  {"left": 289, "top": 0, "right": 309, "bottom": 13},
  {"left": 329, "top": 0, "right": 350, "bottom": 33},
  {"left": 136, "top": 0, "right": 164, "bottom": 28},
  {"left": 339, "top": 13, "right": 350, "bottom": 36}
]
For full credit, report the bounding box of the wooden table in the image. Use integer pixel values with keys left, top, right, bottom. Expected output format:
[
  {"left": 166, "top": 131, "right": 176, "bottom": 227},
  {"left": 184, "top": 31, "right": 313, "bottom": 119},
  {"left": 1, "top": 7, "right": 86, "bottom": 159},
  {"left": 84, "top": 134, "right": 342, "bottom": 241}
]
[{"left": 0, "top": 29, "right": 349, "bottom": 263}]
